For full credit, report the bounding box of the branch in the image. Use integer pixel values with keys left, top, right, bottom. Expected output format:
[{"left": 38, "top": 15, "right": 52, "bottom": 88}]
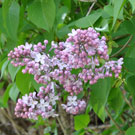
[
  {"left": 111, "top": 35, "right": 133, "bottom": 57},
  {"left": 105, "top": 107, "right": 125, "bottom": 134},
  {"left": 86, "top": 1, "right": 96, "bottom": 16}
]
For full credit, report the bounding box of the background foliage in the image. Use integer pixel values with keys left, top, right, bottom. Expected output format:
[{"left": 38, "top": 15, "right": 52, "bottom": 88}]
[{"left": 0, "top": 0, "right": 135, "bottom": 135}]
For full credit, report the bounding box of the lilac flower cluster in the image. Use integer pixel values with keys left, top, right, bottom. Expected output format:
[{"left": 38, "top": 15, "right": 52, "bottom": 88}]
[
  {"left": 61, "top": 96, "right": 86, "bottom": 115},
  {"left": 15, "top": 83, "right": 59, "bottom": 120},
  {"left": 52, "top": 28, "right": 123, "bottom": 84},
  {"left": 8, "top": 27, "right": 124, "bottom": 118},
  {"left": 8, "top": 41, "right": 83, "bottom": 95}
]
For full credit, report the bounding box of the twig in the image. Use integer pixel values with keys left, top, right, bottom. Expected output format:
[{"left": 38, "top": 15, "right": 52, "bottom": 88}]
[
  {"left": 87, "top": 124, "right": 111, "bottom": 130},
  {"left": 105, "top": 107, "right": 125, "bottom": 134},
  {"left": 56, "top": 117, "right": 66, "bottom": 135},
  {"left": 111, "top": 35, "right": 133, "bottom": 57},
  {"left": 120, "top": 88, "right": 135, "bottom": 112},
  {"left": 112, "top": 34, "right": 130, "bottom": 41},
  {"left": 86, "top": 1, "right": 96, "bottom": 16}
]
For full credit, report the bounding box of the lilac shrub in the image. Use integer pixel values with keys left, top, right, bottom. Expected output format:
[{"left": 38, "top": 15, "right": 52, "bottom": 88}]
[{"left": 8, "top": 27, "right": 123, "bottom": 119}]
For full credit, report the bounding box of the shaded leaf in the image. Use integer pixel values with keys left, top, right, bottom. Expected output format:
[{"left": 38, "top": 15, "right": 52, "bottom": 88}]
[{"left": 127, "top": 75, "right": 135, "bottom": 95}]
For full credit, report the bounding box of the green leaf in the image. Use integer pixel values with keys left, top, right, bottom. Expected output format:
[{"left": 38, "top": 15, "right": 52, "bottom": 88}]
[
  {"left": 0, "top": 8, "right": 7, "bottom": 34},
  {"left": 56, "top": 6, "right": 69, "bottom": 24},
  {"left": 2, "top": 0, "right": 12, "bottom": 28},
  {"left": 3, "top": 84, "right": 13, "bottom": 106},
  {"left": 2, "top": 0, "right": 20, "bottom": 41},
  {"left": 56, "top": 25, "right": 70, "bottom": 39},
  {"left": 9, "top": 83, "right": 19, "bottom": 102},
  {"left": 128, "top": 0, "right": 135, "bottom": 12},
  {"left": 102, "top": 5, "right": 113, "bottom": 18},
  {"left": 8, "top": 63, "right": 20, "bottom": 81},
  {"left": 122, "top": 19, "right": 135, "bottom": 35},
  {"left": 113, "top": 0, "right": 125, "bottom": 27},
  {"left": 90, "top": 78, "right": 113, "bottom": 121},
  {"left": 74, "top": 114, "right": 90, "bottom": 130},
  {"left": 0, "top": 59, "right": 9, "bottom": 78},
  {"left": 127, "top": 75, "right": 135, "bottom": 95},
  {"left": 102, "top": 4, "right": 123, "bottom": 20},
  {"left": 16, "top": 70, "right": 31, "bottom": 95},
  {"left": 27, "top": 0, "right": 55, "bottom": 31},
  {"left": 31, "top": 76, "right": 43, "bottom": 92},
  {"left": 63, "top": 0, "right": 71, "bottom": 10},
  {"left": 124, "top": 58, "right": 135, "bottom": 73},
  {"left": 126, "top": 127, "right": 135, "bottom": 135},
  {"left": 108, "top": 88, "right": 124, "bottom": 113},
  {"left": 0, "top": 82, "right": 4, "bottom": 89},
  {"left": 75, "top": 10, "right": 101, "bottom": 28},
  {"left": 6, "top": 0, "right": 20, "bottom": 41},
  {"left": 125, "top": 36, "right": 135, "bottom": 58}
]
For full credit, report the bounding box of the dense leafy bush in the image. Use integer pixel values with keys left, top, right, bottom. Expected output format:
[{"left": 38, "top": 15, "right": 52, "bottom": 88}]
[{"left": 0, "top": 0, "right": 135, "bottom": 135}]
